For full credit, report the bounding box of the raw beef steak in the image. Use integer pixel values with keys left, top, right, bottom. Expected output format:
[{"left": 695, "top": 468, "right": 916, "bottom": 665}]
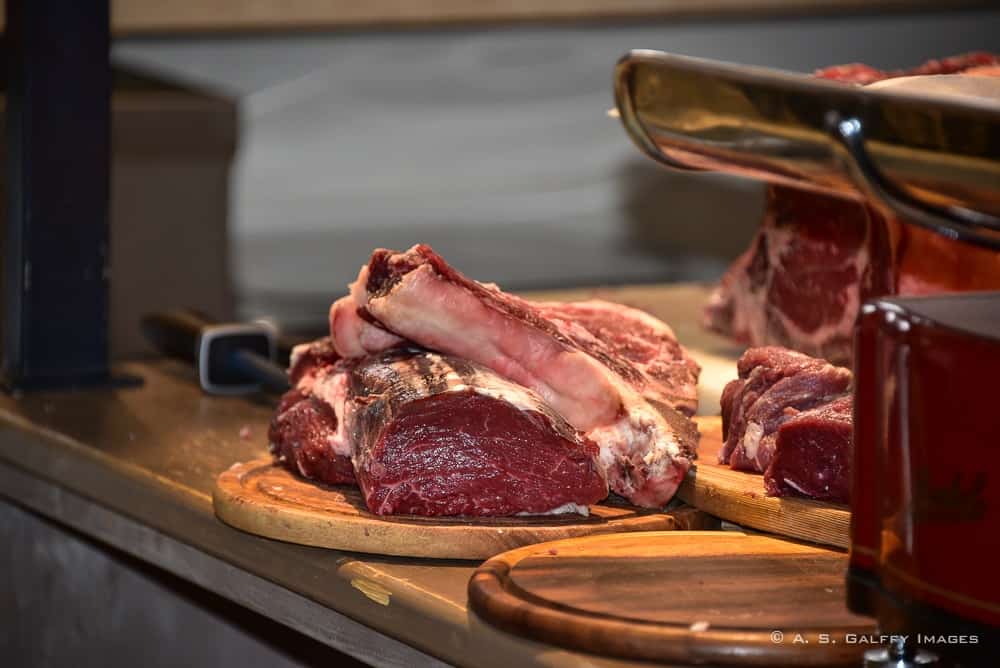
[
  {"left": 347, "top": 244, "right": 699, "bottom": 508},
  {"left": 705, "top": 53, "right": 1000, "bottom": 364},
  {"left": 704, "top": 186, "right": 890, "bottom": 365},
  {"left": 764, "top": 395, "right": 853, "bottom": 504},
  {"left": 345, "top": 348, "right": 608, "bottom": 516},
  {"left": 720, "top": 347, "right": 851, "bottom": 474}
]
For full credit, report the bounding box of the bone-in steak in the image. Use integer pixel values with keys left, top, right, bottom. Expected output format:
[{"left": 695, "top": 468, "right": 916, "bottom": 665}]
[{"left": 349, "top": 244, "right": 699, "bottom": 507}]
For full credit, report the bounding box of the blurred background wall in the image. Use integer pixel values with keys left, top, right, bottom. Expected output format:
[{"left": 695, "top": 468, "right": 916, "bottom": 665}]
[{"left": 111, "top": 9, "right": 1000, "bottom": 334}]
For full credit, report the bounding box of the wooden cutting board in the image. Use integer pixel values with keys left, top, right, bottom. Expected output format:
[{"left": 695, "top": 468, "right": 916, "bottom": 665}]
[
  {"left": 213, "top": 459, "right": 717, "bottom": 559},
  {"left": 685, "top": 416, "right": 851, "bottom": 548},
  {"left": 469, "top": 531, "right": 874, "bottom": 666}
]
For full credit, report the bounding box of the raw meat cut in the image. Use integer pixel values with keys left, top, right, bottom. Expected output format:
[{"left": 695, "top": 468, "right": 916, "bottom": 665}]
[
  {"left": 764, "top": 395, "right": 852, "bottom": 503},
  {"left": 719, "top": 347, "right": 851, "bottom": 474},
  {"left": 269, "top": 337, "right": 356, "bottom": 485},
  {"left": 535, "top": 300, "right": 700, "bottom": 417},
  {"left": 345, "top": 348, "right": 607, "bottom": 516},
  {"left": 705, "top": 54, "right": 1000, "bottom": 364},
  {"left": 269, "top": 388, "right": 356, "bottom": 484},
  {"left": 704, "top": 185, "right": 888, "bottom": 364},
  {"left": 287, "top": 335, "right": 340, "bottom": 387},
  {"left": 349, "top": 244, "right": 699, "bottom": 507}
]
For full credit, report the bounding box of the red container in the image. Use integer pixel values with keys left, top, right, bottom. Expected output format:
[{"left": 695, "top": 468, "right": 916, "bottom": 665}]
[{"left": 849, "top": 292, "right": 1000, "bottom": 659}]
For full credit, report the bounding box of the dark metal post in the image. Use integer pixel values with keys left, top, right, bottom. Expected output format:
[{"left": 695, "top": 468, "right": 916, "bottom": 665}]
[{"left": 3, "top": 0, "right": 111, "bottom": 389}]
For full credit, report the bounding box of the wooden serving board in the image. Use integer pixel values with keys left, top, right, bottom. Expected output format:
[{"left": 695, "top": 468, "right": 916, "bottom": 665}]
[
  {"left": 684, "top": 416, "right": 851, "bottom": 548},
  {"left": 469, "top": 531, "right": 874, "bottom": 666},
  {"left": 213, "top": 459, "right": 717, "bottom": 559}
]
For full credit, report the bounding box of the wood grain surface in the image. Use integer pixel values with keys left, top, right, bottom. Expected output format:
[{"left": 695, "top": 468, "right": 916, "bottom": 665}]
[
  {"left": 214, "top": 459, "right": 717, "bottom": 559},
  {"left": 685, "top": 417, "right": 851, "bottom": 548},
  {"left": 468, "top": 531, "right": 874, "bottom": 666}
]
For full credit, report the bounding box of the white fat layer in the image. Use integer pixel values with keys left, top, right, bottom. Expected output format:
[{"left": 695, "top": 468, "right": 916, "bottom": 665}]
[
  {"left": 743, "top": 421, "right": 764, "bottom": 461},
  {"left": 288, "top": 342, "right": 312, "bottom": 374},
  {"left": 309, "top": 369, "right": 352, "bottom": 457},
  {"left": 516, "top": 502, "right": 590, "bottom": 516},
  {"left": 587, "top": 389, "right": 684, "bottom": 503},
  {"left": 365, "top": 264, "right": 621, "bottom": 429},
  {"left": 781, "top": 478, "right": 809, "bottom": 495},
  {"left": 425, "top": 354, "right": 544, "bottom": 414}
]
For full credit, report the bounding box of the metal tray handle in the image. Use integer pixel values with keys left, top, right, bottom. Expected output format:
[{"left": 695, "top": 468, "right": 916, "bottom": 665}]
[
  {"left": 830, "top": 114, "right": 1000, "bottom": 250},
  {"left": 615, "top": 50, "right": 1000, "bottom": 252}
]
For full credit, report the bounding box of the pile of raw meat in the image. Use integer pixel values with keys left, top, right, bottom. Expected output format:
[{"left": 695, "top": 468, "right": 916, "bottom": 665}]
[
  {"left": 705, "top": 52, "right": 1000, "bottom": 365},
  {"left": 270, "top": 245, "right": 701, "bottom": 516},
  {"left": 720, "top": 347, "right": 853, "bottom": 504}
]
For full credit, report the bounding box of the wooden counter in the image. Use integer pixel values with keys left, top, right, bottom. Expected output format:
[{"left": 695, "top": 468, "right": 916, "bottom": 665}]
[{"left": 0, "top": 283, "right": 739, "bottom": 668}]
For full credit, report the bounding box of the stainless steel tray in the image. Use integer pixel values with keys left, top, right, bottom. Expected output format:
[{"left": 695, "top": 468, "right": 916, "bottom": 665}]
[{"left": 614, "top": 50, "right": 1000, "bottom": 249}]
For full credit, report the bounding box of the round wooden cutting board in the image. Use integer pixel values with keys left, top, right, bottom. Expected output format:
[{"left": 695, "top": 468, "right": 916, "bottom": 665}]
[
  {"left": 469, "top": 531, "right": 874, "bottom": 666},
  {"left": 684, "top": 416, "right": 851, "bottom": 548},
  {"left": 213, "top": 459, "right": 716, "bottom": 559}
]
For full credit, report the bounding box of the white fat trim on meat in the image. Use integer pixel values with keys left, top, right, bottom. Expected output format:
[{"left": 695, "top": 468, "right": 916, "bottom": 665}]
[
  {"left": 288, "top": 342, "right": 312, "bottom": 378},
  {"left": 364, "top": 264, "right": 619, "bottom": 429},
  {"left": 307, "top": 368, "right": 352, "bottom": 457},
  {"left": 742, "top": 421, "right": 764, "bottom": 461},
  {"left": 296, "top": 459, "right": 310, "bottom": 478},
  {"left": 587, "top": 394, "right": 683, "bottom": 498},
  {"left": 516, "top": 502, "right": 590, "bottom": 516},
  {"left": 425, "top": 354, "right": 546, "bottom": 414},
  {"left": 780, "top": 477, "right": 810, "bottom": 496}
]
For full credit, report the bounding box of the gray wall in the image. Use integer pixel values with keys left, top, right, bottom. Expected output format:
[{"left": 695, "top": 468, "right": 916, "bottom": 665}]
[{"left": 113, "top": 10, "right": 1000, "bottom": 327}]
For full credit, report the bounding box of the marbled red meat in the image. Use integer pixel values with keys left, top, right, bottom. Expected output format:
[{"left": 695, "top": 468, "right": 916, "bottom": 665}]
[
  {"left": 346, "top": 349, "right": 607, "bottom": 516},
  {"left": 704, "top": 186, "right": 891, "bottom": 365},
  {"left": 706, "top": 53, "right": 1000, "bottom": 364},
  {"left": 720, "top": 348, "right": 852, "bottom": 502},
  {"left": 346, "top": 244, "right": 699, "bottom": 508},
  {"left": 764, "top": 395, "right": 852, "bottom": 503}
]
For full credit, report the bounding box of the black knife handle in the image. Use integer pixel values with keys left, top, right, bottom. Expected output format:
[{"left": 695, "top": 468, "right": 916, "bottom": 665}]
[
  {"left": 230, "top": 349, "right": 291, "bottom": 393},
  {"left": 141, "top": 310, "right": 214, "bottom": 363}
]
